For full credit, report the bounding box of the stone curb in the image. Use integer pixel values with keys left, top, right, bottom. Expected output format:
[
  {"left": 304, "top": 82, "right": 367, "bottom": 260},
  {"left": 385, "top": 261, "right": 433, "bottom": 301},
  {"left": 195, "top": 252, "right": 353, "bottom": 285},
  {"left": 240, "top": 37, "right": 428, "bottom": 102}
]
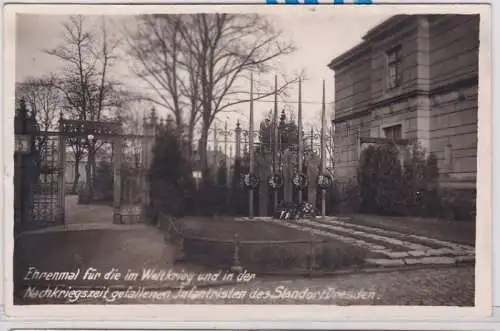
[
  {"left": 15, "top": 223, "right": 151, "bottom": 238},
  {"left": 365, "top": 255, "right": 475, "bottom": 267}
]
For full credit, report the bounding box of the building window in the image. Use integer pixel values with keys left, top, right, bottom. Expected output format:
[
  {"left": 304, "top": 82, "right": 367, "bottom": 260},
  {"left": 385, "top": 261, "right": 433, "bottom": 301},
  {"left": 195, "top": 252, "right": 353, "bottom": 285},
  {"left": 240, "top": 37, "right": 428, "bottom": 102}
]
[
  {"left": 386, "top": 45, "right": 402, "bottom": 90},
  {"left": 383, "top": 124, "right": 402, "bottom": 140}
]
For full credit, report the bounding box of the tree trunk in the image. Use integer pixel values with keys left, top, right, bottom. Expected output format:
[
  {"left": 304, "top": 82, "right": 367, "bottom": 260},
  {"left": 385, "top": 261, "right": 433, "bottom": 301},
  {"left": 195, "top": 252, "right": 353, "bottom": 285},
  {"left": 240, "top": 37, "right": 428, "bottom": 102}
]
[
  {"left": 86, "top": 146, "right": 96, "bottom": 199},
  {"left": 198, "top": 125, "right": 209, "bottom": 174},
  {"left": 71, "top": 158, "right": 81, "bottom": 194},
  {"left": 187, "top": 121, "right": 195, "bottom": 160}
]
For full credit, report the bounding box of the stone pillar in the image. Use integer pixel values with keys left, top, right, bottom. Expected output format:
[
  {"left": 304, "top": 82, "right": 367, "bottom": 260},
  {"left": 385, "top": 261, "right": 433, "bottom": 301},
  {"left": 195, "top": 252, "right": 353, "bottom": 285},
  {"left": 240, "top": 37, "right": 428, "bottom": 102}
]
[
  {"left": 444, "top": 143, "right": 453, "bottom": 176},
  {"left": 416, "top": 17, "right": 431, "bottom": 152},
  {"left": 113, "top": 137, "right": 123, "bottom": 224}
]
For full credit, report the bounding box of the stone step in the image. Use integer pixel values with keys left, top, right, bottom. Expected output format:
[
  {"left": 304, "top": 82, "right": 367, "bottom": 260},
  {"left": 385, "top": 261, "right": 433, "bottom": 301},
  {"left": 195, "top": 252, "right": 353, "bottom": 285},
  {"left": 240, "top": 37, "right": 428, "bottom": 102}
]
[
  {"left": 366, "top": 255, "right": 473, "bottom": 267},
  {"left": 259, "top": 218, "right": 475, "bottom": 264},
  {"left": 319, "top": 216, "right": 474, "bottom": 252}
]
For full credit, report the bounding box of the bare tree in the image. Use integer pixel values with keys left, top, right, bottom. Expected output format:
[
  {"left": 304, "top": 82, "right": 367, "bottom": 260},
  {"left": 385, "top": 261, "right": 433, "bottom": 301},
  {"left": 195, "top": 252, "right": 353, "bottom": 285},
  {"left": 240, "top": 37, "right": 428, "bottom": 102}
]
[
  {"left": 325, "top": 124, "right": 335, "bottom": 172},
  {"left": 16, "top": 76, "right": 62, "bottom": 172},
  {"left": 17, "top": 76, "right": 61, "bottom": 131},
  {"left": 45, "top": 15, "right": 124, "bottom": 198},
  {"left": 180, "top": 14, "right": 298, "bottom": 170},
  {"left": 124, "top": 15, "right": 202, "bottom": 159},
  {"left": 125, "top": 13, "right": 298, "bottom": 170}
]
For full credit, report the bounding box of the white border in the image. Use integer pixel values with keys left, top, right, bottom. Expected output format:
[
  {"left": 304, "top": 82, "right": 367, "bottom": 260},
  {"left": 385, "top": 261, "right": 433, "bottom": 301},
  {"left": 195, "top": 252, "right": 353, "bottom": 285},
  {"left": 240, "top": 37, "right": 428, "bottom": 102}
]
[{"left": 2, "top": 3, "right": 492, "bottom": 321}]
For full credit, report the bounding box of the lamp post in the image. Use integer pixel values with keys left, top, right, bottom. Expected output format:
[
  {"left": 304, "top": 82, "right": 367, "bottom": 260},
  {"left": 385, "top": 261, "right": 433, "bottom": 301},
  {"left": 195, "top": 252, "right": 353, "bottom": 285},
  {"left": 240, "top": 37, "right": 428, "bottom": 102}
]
[
  {"left": 218, "top": 119, "right": 232, "bottom": 187},
  {"left": 192, "top": 169, "right": 202, "bottom": 190},
  {"left": 320, "top": 80, "right": 327, "bottom": 218},
  {"left": 15, "top": 135, "right": 32, "bottom": 154},
  {"left": 84, "top": 133, "right": 95, "bottom": 201}
]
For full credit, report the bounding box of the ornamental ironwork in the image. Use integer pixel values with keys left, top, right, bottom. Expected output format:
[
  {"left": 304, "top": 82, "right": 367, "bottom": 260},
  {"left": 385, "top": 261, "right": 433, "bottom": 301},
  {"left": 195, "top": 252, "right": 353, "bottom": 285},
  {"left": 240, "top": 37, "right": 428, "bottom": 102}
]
[
  {"left": 61, "top": 119, "right": 121, "bottom": 137},
  {"left": 244, "top": 173, "right": 259, "bottom": 190},
  {"left": 317, "top": 174, "right": 332, "bottom": 190},
  {"left": 292, "top": 172, "right": 308, "bottom": 190},
  {"left": 267, "top": 174, "right": 283, "bottom": 190}
]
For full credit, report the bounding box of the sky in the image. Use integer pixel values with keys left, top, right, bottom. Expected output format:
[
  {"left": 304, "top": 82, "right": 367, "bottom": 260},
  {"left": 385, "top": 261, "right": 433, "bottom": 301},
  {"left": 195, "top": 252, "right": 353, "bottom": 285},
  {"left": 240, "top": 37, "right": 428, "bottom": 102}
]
[{"left": 15, "top": 10, "right": 391, "bottom": 131}]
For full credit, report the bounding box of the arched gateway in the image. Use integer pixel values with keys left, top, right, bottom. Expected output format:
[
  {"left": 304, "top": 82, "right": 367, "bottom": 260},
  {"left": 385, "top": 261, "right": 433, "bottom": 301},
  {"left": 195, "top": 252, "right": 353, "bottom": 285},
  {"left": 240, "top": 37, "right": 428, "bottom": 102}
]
[{"left": 14, "top": 108, "right": 156, "bottom": 233}]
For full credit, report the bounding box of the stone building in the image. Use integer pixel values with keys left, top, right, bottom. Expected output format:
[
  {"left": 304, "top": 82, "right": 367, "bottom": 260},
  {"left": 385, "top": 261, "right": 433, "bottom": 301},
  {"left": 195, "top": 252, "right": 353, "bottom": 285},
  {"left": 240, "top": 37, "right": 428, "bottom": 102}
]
[{"left": 328, "top": 14, "right": 479, "bottom": 188}]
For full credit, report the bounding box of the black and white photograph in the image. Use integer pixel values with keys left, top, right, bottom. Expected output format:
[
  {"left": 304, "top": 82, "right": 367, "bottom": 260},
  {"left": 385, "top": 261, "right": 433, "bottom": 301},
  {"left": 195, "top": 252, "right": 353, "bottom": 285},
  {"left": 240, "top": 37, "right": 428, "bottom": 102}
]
[{"left": 3, "top": 3, "right": 492, "bottom": 319}]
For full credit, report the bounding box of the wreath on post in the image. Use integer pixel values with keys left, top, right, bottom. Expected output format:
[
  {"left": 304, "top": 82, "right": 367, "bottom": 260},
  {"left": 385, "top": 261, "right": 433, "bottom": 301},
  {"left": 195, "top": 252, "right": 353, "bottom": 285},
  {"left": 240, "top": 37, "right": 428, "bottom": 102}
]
[
  {"left": 317, "top": 174, "right": 332, "bottom": 190},
  {"left": 292, "top": 172, "right": 308, "bottom": 190},
  {"left": 244, "top": 173, "right": 260, "bottom": 190},
  {"left": 267, "top": 174, "right": 283, "bottom": 190}
]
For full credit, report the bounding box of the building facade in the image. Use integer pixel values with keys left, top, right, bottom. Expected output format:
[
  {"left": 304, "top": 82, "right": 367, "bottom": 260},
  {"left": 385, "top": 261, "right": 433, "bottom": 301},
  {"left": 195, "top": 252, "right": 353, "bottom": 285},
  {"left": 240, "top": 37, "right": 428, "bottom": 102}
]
[{"left": 328, "top": 14, "right": 479, "bottom": 188}]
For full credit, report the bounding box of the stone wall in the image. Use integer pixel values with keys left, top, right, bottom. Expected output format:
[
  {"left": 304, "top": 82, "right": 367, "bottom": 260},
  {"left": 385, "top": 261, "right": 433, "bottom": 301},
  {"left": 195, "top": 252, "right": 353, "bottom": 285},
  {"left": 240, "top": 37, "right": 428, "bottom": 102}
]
[
  {"left": 331, "top": 14, "right": 479, "bottom": 184},
  {"left": 334, "top": 47, "right": 371, "bottom": 120},
  {"left": 369, "top": 17, "right": 421, "bottom": 104},
  {"left": 333, "top": 113, "right": 371, "bottom": 182},
  {"left": 429, "top": 15, "right": 479, "bottom": 91},
  {"left": 429, "top": 86, "right": 478, "bottom": 180},
  {"left": 427, "top": 15, "right": 479, "bottom": 181}
]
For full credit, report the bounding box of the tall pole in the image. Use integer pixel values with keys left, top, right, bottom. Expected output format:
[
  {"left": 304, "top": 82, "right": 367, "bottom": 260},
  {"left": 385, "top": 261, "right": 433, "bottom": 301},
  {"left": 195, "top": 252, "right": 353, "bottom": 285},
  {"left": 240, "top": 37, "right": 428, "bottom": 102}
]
[
  {"left": 213, "top": 121, "right": 217, "bottom": 180},
  {"left": 320, "top": 80, "right": 326, "bottom": 218},
  {"left": 273, "top": 75, "right": 279, "bottom": 212},
  {"left": 249, "top": 72, "right": 255, "bottom": 219},
  {"left": 235, "top": 121, "right": 241, "bottom": 159},
  {"left": 224, "top": 119, "right": 228, "bottom": 185},
  {"left": 228, "top": 144, "right": 233, "bottom": 187},
  {"left": 297, "top": 78, "right": 303, "bottom": 204},
  {"left": 310, "top": 127, "right": 314, "bottom": 153},
  {"left": 58, "top": 112, "right": 66, "bottom": 223}
]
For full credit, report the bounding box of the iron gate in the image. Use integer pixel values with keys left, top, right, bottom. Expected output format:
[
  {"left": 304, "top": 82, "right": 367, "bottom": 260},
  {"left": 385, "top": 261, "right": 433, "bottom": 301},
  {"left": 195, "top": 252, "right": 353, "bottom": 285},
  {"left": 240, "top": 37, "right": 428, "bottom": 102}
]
[
  {"left": 14, "top": 106, "right": 65, "bottom": 232},
  {"left": 32, "top": 136, "right": 64, "bottom": 226}
]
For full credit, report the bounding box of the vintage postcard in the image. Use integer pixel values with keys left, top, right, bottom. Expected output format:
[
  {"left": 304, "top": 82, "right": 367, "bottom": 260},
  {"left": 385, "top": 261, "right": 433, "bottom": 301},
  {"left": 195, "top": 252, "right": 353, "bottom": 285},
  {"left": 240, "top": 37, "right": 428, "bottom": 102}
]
[{"left": 2, "top": 2, "right": 492, "bottom": 321}]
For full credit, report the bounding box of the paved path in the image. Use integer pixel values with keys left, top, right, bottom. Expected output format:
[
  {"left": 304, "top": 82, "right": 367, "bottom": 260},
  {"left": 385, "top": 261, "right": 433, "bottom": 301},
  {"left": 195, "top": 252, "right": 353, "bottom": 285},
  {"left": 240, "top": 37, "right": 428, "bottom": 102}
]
[
  {"left": 16, "top": 200, "right": 475, "bottom": 306},
  {"left": 65, "top": 195, "right": 114, "bottom": 226},
  {"left": 237, "top": 217, "right": 475, "bottom": 267}
]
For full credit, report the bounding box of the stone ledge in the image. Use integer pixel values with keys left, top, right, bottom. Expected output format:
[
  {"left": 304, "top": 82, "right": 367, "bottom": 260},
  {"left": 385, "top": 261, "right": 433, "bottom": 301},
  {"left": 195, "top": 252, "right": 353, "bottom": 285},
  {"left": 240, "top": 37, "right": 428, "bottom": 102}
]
[
  {"left": 366, "top": 255, "right": 473, "bottom": 267},
  {"left": 365, "top": 258, "right": 406, "bottom": 267}
]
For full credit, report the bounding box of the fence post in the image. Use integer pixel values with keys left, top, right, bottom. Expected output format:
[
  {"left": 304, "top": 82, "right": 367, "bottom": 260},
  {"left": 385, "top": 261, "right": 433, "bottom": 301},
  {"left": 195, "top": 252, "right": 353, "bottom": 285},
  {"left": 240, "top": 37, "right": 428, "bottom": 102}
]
[
  {"left": 174, "top": 219, "right": 185, "bottom": 262},
  {"left": 176, "top": 236, "right": 185, "bottom": 262},
  {"left": 231, "top": 233, "right": 243, "bottom": 273},
  {"left": 308, "top": 229, "right": 316, "bottom": 277}
]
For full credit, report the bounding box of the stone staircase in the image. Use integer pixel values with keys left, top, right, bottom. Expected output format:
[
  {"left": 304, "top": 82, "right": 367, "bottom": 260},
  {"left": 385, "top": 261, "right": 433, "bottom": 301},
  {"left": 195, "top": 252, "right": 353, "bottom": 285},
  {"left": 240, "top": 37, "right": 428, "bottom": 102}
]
[{"left": 239, "top": 216, "right": 475, "bottom": 267}]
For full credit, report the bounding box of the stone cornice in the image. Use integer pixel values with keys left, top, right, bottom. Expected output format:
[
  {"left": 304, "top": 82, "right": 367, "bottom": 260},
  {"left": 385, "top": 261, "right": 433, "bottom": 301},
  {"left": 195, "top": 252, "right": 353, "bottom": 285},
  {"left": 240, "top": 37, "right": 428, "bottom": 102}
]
[
  {"left": 328, "top": 15, "right": 417, "bottom": 73},
  {"left": 332, "top": 75, "right": 478, "bottom": 124},
  {"left": 332, "top": 108, "right": 371, "bottom": 124},
  {"left": 363, "top": 15, "right": 414, "bottom": 42},
  {"left": 327, "top": 42, "right": 371, "bottom": 72}
]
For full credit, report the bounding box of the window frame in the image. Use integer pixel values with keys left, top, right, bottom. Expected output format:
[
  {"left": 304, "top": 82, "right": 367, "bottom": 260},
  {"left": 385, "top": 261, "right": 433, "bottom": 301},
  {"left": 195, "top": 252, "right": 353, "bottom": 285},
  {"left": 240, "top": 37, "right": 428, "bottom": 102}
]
[
  {"left": 382, "top": 124, "right": 403, "bottom": 140},
  {"left": 386, "top": 45, "right": 403, "bottom": 90}
]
